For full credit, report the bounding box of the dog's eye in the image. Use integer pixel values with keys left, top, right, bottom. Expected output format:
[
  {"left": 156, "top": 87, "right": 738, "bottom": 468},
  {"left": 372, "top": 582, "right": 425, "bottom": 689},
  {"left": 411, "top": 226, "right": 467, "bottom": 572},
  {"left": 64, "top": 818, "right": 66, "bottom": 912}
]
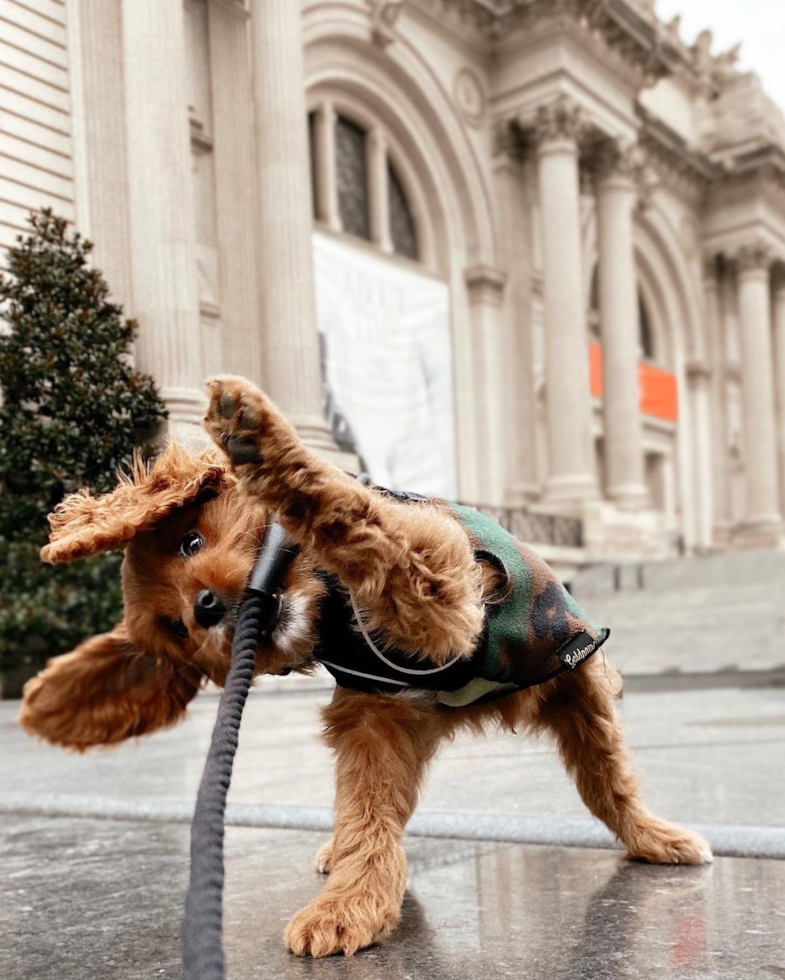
[
  {"left": 179, "top": 531, "right": 205, "bottom": 559},
  {"left": 168, "top": 618, "right": 189, "bottom": 640}
]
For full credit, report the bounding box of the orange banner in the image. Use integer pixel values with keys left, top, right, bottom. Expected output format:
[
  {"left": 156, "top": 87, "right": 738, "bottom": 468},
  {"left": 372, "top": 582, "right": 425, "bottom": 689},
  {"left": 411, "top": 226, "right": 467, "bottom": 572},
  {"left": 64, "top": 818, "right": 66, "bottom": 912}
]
[{"left": 588, "top": 343, "right": 678, "bottom": 422}]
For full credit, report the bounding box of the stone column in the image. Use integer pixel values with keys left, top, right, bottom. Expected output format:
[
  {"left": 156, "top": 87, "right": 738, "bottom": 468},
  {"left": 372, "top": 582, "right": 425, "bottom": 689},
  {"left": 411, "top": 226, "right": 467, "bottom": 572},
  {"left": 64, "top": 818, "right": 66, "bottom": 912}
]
[
  {"left": 703, "top": 256, "right": 732, "bottom": 544},
  {"left": 687, "top": 360, "right": 715, "bottom": 552},
  {"left": 465, "top": 265, "right": 508, "bottom": 505},
  {"left": 594, "top": 141, "right": 647, "bottom": 509},
  {"left": 367, "top": 126, "right": 393, "bottom": 253},
  {"left": 772, "top": 270, "right": 785, "bottom": 517},
  {"left": 533, "top": 99, "right": 596, "bottom": 505},
  {"left": 736, "top": 243, "right": 782, "bottom": 542},
  {"left": 67, "top": 0, "right": 133, "bottom": 313},
  {"left": 207, "top": 0, "right": 262, "bottom": 386},
  {"left": 492, "top": 125, "right": 538, "bottom": 504},
  {"left": 312, "top": 100, "right": 341, "bottom": 232},
  {"left": 121, "top": 0, "right": 204, "bottom": 445},
  {"left": 249, "top": 0, "right": 339, "bottom": 458}
]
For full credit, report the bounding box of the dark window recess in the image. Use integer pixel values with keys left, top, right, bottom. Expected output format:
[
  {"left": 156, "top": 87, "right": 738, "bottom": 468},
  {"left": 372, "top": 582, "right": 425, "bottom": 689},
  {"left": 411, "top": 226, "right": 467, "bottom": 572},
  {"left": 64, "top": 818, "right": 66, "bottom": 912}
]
[
  {"left": 307, "top": 111, "right": 318, "bottom": 220},
  {"left": 388, "top": 162, "right": 418, "bottom": 260},
  {"left": 335, "top": 115, "right": 370, "bottom": 240},
  {"left": 639, "top": 291, "right": 655, "bottom": 360}
]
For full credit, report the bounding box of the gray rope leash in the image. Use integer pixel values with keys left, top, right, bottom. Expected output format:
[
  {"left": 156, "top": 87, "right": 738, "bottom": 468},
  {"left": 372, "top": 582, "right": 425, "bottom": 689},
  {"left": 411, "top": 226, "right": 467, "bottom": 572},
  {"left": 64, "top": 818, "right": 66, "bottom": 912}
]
[{"left": 182, "top": 523, "right": 298, "bottom": 980}]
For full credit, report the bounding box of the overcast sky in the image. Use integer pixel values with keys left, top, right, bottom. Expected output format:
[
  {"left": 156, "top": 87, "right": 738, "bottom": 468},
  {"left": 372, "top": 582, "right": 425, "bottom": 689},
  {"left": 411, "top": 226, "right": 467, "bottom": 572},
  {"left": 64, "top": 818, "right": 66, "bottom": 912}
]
[{"left": 656, "top": 0, "right": 785, "bottom": 108}]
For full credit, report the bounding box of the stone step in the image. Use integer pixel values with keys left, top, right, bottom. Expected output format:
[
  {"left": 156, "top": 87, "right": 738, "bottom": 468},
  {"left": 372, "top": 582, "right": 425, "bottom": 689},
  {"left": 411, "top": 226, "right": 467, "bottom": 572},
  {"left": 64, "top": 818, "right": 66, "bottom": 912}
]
[
  {"left": 573, "top": 546, "right": 785, "bottom": 596},
  {"left": 571, "top": 547, "right": 785, "bottom": 675}
]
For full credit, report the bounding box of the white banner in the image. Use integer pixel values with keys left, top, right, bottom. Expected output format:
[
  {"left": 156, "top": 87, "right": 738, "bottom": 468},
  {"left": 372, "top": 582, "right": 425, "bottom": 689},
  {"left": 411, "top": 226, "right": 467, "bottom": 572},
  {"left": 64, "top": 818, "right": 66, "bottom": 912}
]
[{"left": 314, "top": 232, "right": 456, "bottom": 498}]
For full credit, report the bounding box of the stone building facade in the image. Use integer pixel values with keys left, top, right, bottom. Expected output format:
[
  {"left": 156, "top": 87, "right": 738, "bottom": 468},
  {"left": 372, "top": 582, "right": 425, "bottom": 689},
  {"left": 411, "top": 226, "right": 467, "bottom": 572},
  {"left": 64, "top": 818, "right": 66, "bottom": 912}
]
[{"left": 2, "top": 0, "right": 785, "bottom": 564}]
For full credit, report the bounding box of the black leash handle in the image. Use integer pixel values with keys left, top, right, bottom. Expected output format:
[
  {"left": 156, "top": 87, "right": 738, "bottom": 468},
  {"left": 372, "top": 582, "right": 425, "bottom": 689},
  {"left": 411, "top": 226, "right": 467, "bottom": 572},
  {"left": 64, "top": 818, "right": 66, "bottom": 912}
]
[{"left": 182, "top": 523, "right": 298, "bottom": 980}]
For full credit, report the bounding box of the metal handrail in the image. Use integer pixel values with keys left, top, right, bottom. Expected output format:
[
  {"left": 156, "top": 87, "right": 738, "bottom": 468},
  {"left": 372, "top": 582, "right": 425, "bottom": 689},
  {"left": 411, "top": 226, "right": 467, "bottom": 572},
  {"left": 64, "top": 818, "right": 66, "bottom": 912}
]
[{"left": 459, "top": 503, "right": 584, "bottom": 549}]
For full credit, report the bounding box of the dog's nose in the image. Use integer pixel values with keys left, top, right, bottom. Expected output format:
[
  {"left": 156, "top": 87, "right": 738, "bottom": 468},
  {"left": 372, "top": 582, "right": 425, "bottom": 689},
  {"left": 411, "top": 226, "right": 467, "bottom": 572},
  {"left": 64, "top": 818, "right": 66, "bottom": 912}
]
[{"left": 193, "top": 589, "right": 227, "bottom": 629}]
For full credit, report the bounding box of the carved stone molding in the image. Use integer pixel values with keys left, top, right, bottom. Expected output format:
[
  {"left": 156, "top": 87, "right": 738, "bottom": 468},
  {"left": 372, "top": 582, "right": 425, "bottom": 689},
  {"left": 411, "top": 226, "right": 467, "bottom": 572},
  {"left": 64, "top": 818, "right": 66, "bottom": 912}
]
[
  {"left": 583, "top": 136, "right": 662, "bottom": 213},
  {"left": 735, "top": 241, "right": 774, "bottom": 274},
  {"left": 690, "top": 28, "right": 742, "bottom": 97},
  {"left": 590, "top": 137, "right": 645, "bottom": 184},
  {"left": 686, "top": 358, "right": 711, "bottom": 382},
  {"left": 370, "top": 0, "right": 405, "bottom": 48},
  {"left": 635, "top": 105, "right": 717, "bottom": 203},
  {"left": 453, "top": 66, "right": 485, "bottom": 127},
  {"left": 531, "top": 97, "right": 583, "bottom": 147},
  {"left": 209, "top": 0, "right": 249, "bottom": 16},
  {"left": 465, "top": 263, "right": 506, "bottom": 305}
]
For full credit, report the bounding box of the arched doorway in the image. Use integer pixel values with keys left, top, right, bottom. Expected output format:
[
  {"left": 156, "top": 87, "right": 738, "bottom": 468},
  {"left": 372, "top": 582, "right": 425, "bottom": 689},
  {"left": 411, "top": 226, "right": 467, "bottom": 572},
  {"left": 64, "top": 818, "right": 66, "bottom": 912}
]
[
  {"left": 306, "top": 90, "right": 455, "bottom": 494},
  {"left": 303, "top": 21, "right": 497, "bottom": 501}
]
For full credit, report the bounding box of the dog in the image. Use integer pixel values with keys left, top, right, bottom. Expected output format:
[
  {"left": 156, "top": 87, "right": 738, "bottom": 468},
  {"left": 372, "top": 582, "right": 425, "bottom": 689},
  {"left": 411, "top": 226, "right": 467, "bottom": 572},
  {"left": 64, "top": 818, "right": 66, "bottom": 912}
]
[{"left": 19, "top": 375, "right": 712, "bottom": 958}]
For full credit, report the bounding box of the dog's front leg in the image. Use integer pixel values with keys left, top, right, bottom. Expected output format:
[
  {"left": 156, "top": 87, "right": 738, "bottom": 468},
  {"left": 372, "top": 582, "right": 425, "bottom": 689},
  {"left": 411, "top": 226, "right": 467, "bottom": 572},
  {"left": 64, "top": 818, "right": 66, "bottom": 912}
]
[
  {"left": 285, "top": 689, "right": 440, "bottom": 957},
  {"left": 204, "top": 376, "right": 485, "bottom": 661}
]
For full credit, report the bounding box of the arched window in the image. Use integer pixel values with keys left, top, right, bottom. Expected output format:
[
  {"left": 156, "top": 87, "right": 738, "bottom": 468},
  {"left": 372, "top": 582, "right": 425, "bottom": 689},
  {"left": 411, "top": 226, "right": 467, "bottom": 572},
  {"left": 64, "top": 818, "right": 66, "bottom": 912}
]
[
  {"left": 388, "top": 162, "right": 418, "bottom": 260},
  {"left": 335, "top": 115, "right": 369, "bottom": 240},
  {"left": 308, "top": 102, "right": 420, "bottom": 262}
]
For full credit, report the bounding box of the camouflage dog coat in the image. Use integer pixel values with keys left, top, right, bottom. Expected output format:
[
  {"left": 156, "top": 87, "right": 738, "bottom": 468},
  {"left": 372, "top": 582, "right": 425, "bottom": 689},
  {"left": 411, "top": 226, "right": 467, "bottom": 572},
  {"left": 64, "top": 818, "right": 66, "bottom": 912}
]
[{"left": 315, "top": 491, "right": 609, "bottom": 707}]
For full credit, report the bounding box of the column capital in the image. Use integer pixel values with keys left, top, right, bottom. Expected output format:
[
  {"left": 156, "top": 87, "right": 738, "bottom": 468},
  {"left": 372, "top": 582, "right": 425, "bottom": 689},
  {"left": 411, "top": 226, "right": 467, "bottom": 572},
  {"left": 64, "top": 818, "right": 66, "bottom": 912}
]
[
  {"left": 686, "top": 358, "right": 712, "bottom": 383},
  {"left": 735, "top": 240, "right": 774, "bottom": 276},
  {"left": 526, "top": 97, "right": 583, "bottom": 151},
  {"left": 465, "top": 264, "right": 506, "bottom": 306},
  {"left": 590, "top": 138, "right": 644, "bottom": 186},
  {"left": 210, "top": 0, "right": 249, "bottom": 16},
  {"left": 318, "top": 98, "right": 338, "bottom": 126}
]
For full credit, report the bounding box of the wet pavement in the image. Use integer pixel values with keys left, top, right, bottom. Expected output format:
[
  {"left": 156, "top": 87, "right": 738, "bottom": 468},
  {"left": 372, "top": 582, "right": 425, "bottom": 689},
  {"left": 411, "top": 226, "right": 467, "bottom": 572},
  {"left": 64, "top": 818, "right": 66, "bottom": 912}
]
[
  {"left": 3, "top": 814, "right": 785, "bottom": 980},
  {"left": 2, "top": 681, "right": 785, "bottom": 979}
]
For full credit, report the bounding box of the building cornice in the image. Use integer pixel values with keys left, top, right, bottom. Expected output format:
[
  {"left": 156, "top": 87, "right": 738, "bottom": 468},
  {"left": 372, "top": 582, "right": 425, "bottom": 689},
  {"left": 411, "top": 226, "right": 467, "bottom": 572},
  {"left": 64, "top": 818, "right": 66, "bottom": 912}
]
[
  {"left": 715, "top": 144, "right": 785, "bottom": 197},
  {"left": 410, "top": 0, "right": 695, "bottom": 80},
  {"left": 635, "top": 104, "right": 717, "bottom": 198}
]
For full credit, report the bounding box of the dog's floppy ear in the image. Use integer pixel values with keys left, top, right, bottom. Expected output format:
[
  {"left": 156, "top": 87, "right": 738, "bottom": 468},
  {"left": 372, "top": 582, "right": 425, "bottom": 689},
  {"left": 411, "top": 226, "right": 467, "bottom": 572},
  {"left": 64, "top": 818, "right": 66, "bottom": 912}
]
[
  {"left": 41, "top": 444, "right": 229, "bottom": 564},
  {"left": 18, "top": 622, "right": 203, "bottom": 750}
]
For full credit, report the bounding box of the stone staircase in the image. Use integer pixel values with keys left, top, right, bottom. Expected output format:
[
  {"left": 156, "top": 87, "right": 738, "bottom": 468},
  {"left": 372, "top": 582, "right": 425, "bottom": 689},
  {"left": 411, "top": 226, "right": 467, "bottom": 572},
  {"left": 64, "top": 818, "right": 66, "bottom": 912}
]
[{"left": 570, "top": 548, "right": 785, "bottom": 677}]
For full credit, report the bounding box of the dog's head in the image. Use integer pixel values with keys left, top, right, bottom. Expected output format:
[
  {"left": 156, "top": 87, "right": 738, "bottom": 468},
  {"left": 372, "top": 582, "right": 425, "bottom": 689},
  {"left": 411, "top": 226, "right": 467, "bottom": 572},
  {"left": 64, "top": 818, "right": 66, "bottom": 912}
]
[{"left": 18, "top": 444, "right": 323, "bottom": 750}]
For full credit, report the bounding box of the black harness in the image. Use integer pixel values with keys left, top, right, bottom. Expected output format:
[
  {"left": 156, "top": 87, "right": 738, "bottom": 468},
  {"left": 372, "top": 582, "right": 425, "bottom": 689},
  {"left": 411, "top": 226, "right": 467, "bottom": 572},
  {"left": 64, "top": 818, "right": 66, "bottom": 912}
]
[{"left": 314, "top": 575, "right": 483, "bottom": 696}]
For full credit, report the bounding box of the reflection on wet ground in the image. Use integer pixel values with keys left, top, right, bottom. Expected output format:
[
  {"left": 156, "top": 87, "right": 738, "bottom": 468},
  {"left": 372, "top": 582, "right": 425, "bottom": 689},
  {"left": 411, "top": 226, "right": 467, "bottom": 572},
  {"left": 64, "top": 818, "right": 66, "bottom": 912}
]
[{"left": 2, "top": 815, "right": 783, "bottom": 980}]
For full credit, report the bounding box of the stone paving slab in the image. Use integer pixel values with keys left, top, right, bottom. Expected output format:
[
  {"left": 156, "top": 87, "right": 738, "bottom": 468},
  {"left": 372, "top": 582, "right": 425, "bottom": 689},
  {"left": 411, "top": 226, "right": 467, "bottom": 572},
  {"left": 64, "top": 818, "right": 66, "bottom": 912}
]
[{"left": 3, "top": 814, "right": 785, "bottom": 980}]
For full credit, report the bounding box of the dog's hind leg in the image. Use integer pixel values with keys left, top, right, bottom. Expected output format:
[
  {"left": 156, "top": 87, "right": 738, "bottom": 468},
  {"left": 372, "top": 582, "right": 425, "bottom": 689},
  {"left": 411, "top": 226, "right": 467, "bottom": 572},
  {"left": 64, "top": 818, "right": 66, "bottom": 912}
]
[
  {"left": 538, "top": 657, "right": 712, "bottom": 865},
  {"left": 204, "top": 375, "right": 485, "bottom": 661},
  {"left": 286, "top": 688, "right": 441, "bottom": 957}
]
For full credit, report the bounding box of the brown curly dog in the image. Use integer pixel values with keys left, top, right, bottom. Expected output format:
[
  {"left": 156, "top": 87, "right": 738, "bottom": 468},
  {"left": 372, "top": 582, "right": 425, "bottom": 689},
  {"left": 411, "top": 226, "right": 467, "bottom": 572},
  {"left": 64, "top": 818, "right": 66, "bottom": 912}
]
[{"left": 19, "top": 375, "right": 712, "bottom": 958}]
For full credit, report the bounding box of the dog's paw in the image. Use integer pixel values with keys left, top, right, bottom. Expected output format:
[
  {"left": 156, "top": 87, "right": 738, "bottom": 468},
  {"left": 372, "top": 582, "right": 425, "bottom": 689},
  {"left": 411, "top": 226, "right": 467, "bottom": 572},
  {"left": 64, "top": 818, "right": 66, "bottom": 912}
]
[
  {"left": 315, "top": 838, "right": 335, "bottom": 874},
  {"left": 284, "top": 894, "right": 399, "bottom": 958},
  {"left": 204, "top": 376, "right": 271, "bottom": 467},
  {"left": 626, "top": 821, "right": 713, "bottom": 866}
]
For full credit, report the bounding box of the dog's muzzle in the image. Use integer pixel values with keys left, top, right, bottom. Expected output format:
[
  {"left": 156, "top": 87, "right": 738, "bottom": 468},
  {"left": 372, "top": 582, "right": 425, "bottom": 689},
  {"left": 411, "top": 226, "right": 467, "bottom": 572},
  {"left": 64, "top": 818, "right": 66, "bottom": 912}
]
[{"left": 194, "top": 589, "right": 227, "bottom": 629}]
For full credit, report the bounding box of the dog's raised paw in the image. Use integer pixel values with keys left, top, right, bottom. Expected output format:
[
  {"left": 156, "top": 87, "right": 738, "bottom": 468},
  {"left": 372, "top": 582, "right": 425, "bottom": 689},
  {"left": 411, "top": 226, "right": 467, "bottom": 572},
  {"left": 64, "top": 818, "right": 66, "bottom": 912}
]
[
  {"left": 284, "top": 895, "right": 397, "bottom": 958},
  {"left": 204, "top": 376, "right": 268, "bottom": 467}
]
